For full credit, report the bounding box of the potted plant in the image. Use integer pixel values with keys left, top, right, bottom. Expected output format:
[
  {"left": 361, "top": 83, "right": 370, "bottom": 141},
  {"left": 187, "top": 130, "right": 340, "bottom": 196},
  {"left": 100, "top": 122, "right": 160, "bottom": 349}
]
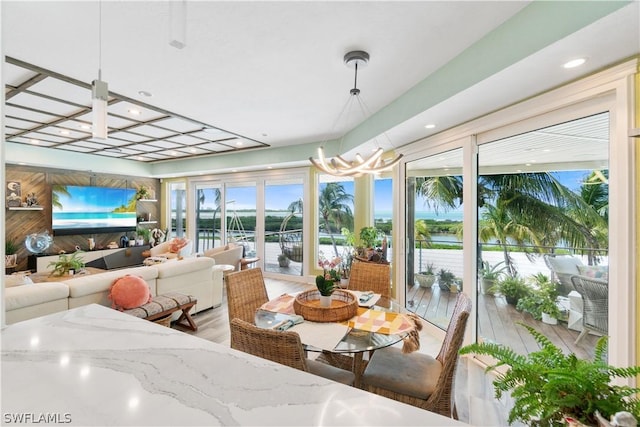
[
  {"left": 517, "top": 273, "right": 562, "bottom": 324},
  {"left": 436, "top": 268, "right": 456, "bottom": 291},
  {"left": 490, "top": 275, "right": 530, "bottom": 306},
  {"left": 415, "top": 263, "right": 436, "bottom": 288},
  {"left": 5, "top": 238, "right": 18, "bottom": 268},
  {"left": 315, "top": 272, "right": 337, "bottom": 307},
  {"left": 135, "top": 185, "right": 151, "bottom": 200},
  {"left": 48, "top": 251, "right": 85, "bottom": 277},
  {"left": 479, "top": 260, "right": 507, "bottom": 294},
  {"left": 277, "top": 253, "right": 290, "bottom": 267},
  {"left": 460, "top": 323, "right": 640, "bottom": 426},
  {"left": 136, "top": 227, "right": 151, "bottom": 245}
]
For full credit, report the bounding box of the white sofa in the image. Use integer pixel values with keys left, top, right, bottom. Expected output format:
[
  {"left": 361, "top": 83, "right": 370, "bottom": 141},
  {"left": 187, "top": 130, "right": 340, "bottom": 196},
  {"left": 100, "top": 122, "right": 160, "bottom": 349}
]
[{"left": 4, "top": 257, "right": 222, "bottom": 325}]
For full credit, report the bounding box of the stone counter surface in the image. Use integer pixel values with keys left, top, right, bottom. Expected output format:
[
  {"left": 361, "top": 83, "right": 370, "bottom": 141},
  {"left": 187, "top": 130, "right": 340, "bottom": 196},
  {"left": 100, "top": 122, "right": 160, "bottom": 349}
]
[{"left": 1, "top": 304, "right": 465, "bottom": 426}]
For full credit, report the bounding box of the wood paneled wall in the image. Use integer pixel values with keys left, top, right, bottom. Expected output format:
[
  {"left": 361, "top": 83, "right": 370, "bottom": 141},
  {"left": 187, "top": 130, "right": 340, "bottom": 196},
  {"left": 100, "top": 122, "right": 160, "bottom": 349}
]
[{"left": 5, "top": 165, "right": 160, "bottom": 271}]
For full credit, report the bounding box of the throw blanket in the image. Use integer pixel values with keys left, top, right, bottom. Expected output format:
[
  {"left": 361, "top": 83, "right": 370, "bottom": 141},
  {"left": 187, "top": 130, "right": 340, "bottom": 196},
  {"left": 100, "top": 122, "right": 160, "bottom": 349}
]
[{"left": 260, "top": 293, "right": 423, "bottom": 353}]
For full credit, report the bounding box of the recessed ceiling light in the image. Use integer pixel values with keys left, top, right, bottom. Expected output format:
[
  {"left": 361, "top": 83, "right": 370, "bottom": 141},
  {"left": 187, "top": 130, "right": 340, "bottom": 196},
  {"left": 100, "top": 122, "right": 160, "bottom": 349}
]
[
  {"left": 267, "top": 166, "right": 273, "bottom": 169},
  {"left": 30, "top": 139, "right": 40, "bottom": 145},
  {"left": 128, "top": 109, "right": 141, "bottom": 115},
  {"left": 59, "top": 130, "right": 70, "bottom": 135},
  {"left": 563, "top": 58, "right": 586, "bottom": 69},
  {"left": 236, "top": 140, "right": 243, "bottom": 146},
  {"left": 231, "top": 169, "right": 238, "bottom": 173},
  {"left": 190, "top": 148, "right": 197, "bottom": 153},
  {"left": 138, "top": 90, "right": 152, "bottom": 97},
  {"left": 170, "top": 151, "right": 178, "bottom": 156},
  {"left": 137, "top": 156, "right": 144, "bottom": 160},
  {"left": 79, "top": 124, "right": 91, "bottom": 130},
  {"left": 424, "top": 124, "right": 436, "bottom": 129}
]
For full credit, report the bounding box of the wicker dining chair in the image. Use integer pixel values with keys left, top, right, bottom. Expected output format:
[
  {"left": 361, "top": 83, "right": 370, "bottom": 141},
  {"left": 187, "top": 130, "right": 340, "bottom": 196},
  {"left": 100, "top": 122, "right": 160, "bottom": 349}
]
[
  {"left": 360, "top": 293, "right": 472, "bottom": 419},
  {"left": 348, "top": 261, "right": 391, "bottom": 298},
  {"left": 570, "top": 274, "right": 608, "bottom": 345},
  {"left": 230, "top": 318, "right": 355, "bottom": 385},
  {"left": 224, "top": 268, "right": 269, "bottom": 324}
]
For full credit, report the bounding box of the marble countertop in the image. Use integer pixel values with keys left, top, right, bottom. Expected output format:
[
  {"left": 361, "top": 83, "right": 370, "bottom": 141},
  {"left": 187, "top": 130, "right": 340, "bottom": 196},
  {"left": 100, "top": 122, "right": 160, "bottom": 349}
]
[{"left": 1, "top": 304, "right": 465, "bottom": 426}]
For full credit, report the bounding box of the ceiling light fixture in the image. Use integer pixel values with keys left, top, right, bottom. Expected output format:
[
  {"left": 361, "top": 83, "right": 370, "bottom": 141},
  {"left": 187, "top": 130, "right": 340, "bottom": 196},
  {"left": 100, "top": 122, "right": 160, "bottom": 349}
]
[
  {"left": 169, "top": 0, "right": 187, "bottom": 49},
  {"left": 309, "top": 50, "right": 403, "bottom": 177},
  {"left": 563, "top": 58, "right": 586, "bottom": 69},
  {"left": 91, "top": 1, "right": 108, "bottom": 140}
]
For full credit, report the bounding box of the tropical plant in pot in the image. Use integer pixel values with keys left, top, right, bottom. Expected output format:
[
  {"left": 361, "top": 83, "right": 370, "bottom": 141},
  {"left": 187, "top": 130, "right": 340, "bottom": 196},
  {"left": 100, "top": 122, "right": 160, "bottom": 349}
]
[
  {"left": 516, "top": 273, "right": 562, "bottom": 324},
  {"left": 490, "top": 275, "right": 530, "bottom": 305},
  {"left": 437, "top": 268, "right": 456, "bottom": 291},
  {"left": 479, "top": 260, "right": 507, "bottom": 294},
  {"left": 460, "top": 323, "right": 640, "bottom": 426},
  {"left": 5, "top": 238, "right": 18, "bottom": 267},
  {"left": 415, "top": 263, "right": 436, "bottom": 288},
  {"left": 48, "top": 251, "right": 85, "bottom": 277}
]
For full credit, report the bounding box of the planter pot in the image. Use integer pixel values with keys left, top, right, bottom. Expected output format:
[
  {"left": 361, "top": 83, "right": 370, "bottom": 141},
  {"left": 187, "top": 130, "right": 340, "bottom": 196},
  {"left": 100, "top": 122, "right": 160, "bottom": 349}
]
[
  {"left": 415, "top": 273, "right": 436, "bottom": 288},
  {"left": 542, "top": 312, "right": 558, "bottom": 325},
  {"left": 339, "top": 278, "right": 349, "bottom": 288},
  {"left": 278, "top": 259, "right": 290, "bottom": 267},
  {"left": 319, "top": 295, "right": 332, "bottom": 308},
  {"left": 481, "top": 278, "right": 495, "bottom": 294},
  {"left": 505, "top": 295, "right": 519, "bottom": 306},
  {"left": 439, "top": 283, "right": 451, "bottom": 291},
  {"left": 5, "top": 254, "right": 17, "bottom": 268}
]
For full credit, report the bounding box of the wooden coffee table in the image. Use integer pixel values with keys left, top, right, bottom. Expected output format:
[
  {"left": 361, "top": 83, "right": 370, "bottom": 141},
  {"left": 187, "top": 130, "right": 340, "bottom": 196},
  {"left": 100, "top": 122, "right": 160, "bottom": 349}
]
[{"left": 27, "top": 267, "right": 106, "bottom": 283}]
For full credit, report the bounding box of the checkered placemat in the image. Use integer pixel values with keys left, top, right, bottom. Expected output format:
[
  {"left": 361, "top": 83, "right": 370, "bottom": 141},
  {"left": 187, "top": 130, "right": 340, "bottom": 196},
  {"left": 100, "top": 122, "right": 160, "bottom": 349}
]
[
  {"left": 260, "top": 293, "right": 296, "bottom": 314},
  {"left": 346, "top": 308, "right": 416, "bottom": 335}
]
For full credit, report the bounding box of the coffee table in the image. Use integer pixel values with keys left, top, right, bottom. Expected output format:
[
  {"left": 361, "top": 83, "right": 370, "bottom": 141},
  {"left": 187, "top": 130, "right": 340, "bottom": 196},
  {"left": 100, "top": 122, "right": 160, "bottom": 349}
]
[{"left": 27, "top": 267, "right": 106, "bottom": 283}]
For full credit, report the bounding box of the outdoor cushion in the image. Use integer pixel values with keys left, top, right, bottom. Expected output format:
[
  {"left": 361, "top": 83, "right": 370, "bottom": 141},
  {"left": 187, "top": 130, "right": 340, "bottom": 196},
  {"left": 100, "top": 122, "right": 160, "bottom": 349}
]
[
  {"left": 361, "top": 346, "right": 441, "bottom": 400},
  {"left": 577, "top": 265, "right": 609, "bottom": 282}
]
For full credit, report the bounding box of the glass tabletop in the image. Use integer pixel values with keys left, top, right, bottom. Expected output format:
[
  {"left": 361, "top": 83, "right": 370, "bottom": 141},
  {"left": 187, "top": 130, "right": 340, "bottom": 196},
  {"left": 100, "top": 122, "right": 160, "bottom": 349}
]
[{"left": 255, "top": 296, "right": 406, "bottom": 354}]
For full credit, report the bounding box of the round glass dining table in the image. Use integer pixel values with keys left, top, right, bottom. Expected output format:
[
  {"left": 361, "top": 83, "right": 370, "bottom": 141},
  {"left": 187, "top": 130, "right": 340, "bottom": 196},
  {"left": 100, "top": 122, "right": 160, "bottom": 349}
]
[{"left": 255, "top": 296, "right": 406, "bottom": 387}]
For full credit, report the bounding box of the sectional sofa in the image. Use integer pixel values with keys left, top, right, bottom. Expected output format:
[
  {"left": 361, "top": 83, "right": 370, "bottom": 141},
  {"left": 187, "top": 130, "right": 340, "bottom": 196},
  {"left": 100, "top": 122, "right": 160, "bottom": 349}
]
[{"left": 4, "top": 256, "right": 222, "bottom": 325}]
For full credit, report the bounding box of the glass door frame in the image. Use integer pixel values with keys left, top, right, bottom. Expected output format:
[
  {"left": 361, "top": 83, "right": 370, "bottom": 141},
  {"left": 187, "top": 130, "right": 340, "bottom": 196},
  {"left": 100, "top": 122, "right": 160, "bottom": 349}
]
[{"left": 395, "top": 60, "right": 636, "bottom": 370}]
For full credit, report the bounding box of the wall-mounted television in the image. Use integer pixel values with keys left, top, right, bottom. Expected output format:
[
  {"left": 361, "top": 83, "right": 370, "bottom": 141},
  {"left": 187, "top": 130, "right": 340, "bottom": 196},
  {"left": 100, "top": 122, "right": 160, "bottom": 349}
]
[{"left": 52, "top": 185, "right": 137, "bottom": 236}]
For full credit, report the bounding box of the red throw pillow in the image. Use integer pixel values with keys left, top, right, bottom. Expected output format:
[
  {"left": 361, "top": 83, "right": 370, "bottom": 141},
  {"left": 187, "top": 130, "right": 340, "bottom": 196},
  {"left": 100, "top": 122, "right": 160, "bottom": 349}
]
[
  {"left": 169, "top": 238, "right": 188, "bottom": 253},
  {"left": 109, "top": 275, "right": 152, "bottom": 311}
]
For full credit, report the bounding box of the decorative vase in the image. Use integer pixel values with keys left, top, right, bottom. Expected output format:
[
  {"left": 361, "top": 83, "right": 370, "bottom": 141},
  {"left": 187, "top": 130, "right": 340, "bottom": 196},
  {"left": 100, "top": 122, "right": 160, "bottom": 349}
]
[
  {"left": 416, "top": 273, "right": 436, "bottom": 288},
  {"left": 319, "top": 295, "right": 332, "bottom": 308},
  {"left": 5, "top": 254, "right": 17, "bottom": 268},
  {"left": 340, "top": 278, "right": 349, "bottom": 288}
]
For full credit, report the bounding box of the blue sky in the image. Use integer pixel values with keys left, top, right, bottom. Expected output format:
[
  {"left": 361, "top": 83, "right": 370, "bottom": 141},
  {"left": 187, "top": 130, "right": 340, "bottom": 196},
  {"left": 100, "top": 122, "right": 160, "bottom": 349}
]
[{"left": 54, "top": 186, "right": 135, "bottom": 212}]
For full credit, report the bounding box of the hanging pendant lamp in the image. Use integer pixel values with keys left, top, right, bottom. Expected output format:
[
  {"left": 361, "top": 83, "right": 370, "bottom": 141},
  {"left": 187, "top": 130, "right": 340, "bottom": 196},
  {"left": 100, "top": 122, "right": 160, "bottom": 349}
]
[
  {"left": 92, "top": 1, "right": 108, "bottom": 140},
  {"left": 309, "top": 50, "right": 403, "bottom": 176}
]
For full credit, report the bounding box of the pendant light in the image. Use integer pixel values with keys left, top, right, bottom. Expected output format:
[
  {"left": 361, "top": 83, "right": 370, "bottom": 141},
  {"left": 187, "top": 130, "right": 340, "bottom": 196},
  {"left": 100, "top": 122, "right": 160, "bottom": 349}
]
[
  {"left": 309, "top": 50, "right": 403, "bottom": 177},
  {"left": 92, "top": 0, "right": 108, "bottom": 140}
]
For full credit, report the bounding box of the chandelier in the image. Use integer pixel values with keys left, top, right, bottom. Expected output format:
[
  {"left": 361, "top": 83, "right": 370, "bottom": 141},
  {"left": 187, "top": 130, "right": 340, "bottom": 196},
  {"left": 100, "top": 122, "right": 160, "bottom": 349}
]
[{"left": 309, "top": 50, "right": 403, "bottom": 177}]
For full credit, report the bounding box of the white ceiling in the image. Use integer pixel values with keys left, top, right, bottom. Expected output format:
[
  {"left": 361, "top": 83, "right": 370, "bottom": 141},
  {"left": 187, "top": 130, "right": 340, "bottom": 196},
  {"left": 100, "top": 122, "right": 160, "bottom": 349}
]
[{"left": 2, "top": 1, "right": 639, "bottom": 175}]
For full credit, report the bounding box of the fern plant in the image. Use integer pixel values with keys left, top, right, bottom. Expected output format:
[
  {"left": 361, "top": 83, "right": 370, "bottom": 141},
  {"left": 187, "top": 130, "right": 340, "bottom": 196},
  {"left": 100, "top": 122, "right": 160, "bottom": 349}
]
[{"left": 460, "top": 323, "right": 640, "bottom": 426}]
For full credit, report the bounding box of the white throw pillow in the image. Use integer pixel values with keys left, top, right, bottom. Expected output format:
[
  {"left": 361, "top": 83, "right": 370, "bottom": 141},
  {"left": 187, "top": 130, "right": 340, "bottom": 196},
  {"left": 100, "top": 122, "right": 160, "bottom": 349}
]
[{"left": 4, "top": 274, "right": 34, "bottom": 288}]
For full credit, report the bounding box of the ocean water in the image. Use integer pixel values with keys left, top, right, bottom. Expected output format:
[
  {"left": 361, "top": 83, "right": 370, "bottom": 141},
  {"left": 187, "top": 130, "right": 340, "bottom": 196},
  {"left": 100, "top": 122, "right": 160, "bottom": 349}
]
[{"left": 375, "top": 210, "right": 463, "bottom": 222}]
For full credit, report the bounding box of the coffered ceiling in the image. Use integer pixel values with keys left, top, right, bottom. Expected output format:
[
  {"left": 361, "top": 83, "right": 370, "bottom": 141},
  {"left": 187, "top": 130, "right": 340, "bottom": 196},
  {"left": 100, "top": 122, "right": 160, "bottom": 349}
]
[{"left": 2, "top": 1, "right": 639, "bottom": 175}]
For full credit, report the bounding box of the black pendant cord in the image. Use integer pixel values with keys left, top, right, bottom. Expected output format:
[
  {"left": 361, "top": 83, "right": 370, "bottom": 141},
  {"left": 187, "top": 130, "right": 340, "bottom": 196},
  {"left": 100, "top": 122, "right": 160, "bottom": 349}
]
[{"left": 350, "top": 62, "right": 360, "bottom": 96}]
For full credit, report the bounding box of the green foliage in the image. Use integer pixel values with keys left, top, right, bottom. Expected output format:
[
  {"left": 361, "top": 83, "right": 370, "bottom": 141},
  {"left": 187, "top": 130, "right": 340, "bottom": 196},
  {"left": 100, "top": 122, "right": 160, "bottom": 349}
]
[
  {"left": 420, "top": 263, "right": 435, "bottom": 275},
  {"left": 5, "top": 239, "right": 18, "bottom": 255},
  {"left": 460, "top": 324, "right": 640, "bottom": 426},
  {"left": 480, "top": 260, "right": 507, "bottom": 280},
  {"left": 437, "top": 268, "right": 456, "bottom": 286},
  {"left": 315, "top": 274, "right": 336, "bottom": 296},
  {"left": 490, "top": 275, "right": 531, "bottom": 303},
  {"left": 517, "top": 273, "right": 561, "bottom": 320},
  {"left": 48, "top": 251, "right": 85, "bottom": 277},
  {"left": 358, "top": 226, "right": 380, "bottom": 248},
  {"left": 136, "top": 227, "right": 151, "bottom": 242}
]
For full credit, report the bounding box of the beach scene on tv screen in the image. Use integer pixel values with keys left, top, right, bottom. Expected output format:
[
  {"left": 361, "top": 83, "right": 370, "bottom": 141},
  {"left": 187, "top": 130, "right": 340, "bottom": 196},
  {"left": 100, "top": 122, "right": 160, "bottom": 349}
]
[{"left": 52, "top": 185, "right": 137, "bottom": 230}]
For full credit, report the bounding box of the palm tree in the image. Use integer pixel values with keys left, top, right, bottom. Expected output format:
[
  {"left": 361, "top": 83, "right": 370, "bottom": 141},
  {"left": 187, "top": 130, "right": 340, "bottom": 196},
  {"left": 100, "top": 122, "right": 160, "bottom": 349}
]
[
  {"left": 318, "top": 183, "right": 354, "bottom": 257},
  {"left": 51, "top": 184, "right": 70, "bottom": 210}
]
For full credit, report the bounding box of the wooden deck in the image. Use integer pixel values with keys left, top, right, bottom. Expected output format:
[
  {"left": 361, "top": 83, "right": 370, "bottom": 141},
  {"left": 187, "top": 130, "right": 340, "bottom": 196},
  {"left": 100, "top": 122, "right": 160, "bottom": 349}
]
[{"left": 406, "top": 283, "right": 600, "bottom": 360}]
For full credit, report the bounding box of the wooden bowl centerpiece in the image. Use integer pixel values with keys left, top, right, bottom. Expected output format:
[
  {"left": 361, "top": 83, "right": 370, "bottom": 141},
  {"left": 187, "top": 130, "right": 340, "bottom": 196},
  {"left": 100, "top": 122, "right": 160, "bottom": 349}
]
[{"left": 293, "top": 289, "right": 358, "bottom": 323}]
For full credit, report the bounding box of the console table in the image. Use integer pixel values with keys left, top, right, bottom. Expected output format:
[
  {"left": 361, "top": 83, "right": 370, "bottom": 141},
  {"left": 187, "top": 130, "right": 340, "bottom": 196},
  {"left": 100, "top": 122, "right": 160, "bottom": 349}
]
[
  {"left": 1, "top": 305, "right": 465, "bottom": 426},
  {"left": 30, "top": 245, "right": 150, "bottom": 272}
]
